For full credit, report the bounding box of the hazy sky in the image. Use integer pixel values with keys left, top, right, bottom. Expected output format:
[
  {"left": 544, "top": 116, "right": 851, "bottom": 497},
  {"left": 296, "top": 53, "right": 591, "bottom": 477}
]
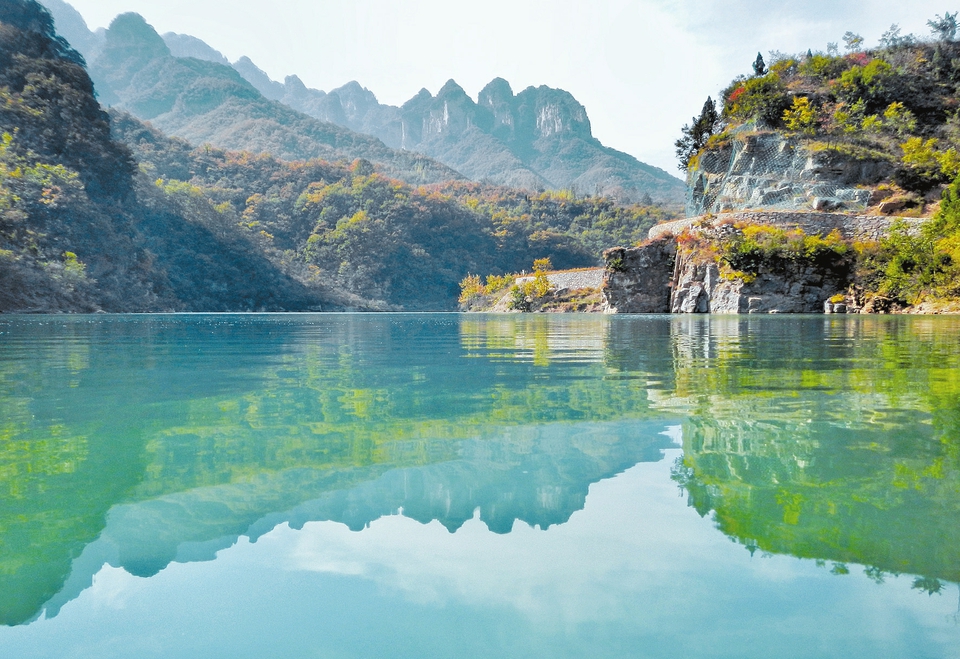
[{"left": 64, "top": 0, "right": 953, "bottom": 174}]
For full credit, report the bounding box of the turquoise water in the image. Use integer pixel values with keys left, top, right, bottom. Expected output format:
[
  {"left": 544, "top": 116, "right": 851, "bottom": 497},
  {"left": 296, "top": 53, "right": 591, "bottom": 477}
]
[{"left": 0, "top": 313, "right": 958, "bottom": 658}]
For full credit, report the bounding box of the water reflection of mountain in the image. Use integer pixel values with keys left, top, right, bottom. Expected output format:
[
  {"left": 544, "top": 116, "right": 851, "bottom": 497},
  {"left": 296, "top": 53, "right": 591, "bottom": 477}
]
[
  {"left": 39, "top": 419, "right": 676, "bottom": 621},
  {"left": 0, "top": 315, "right": 674, "bottom": 625},
  {"left": 2, "top": 314, "right": 960, "bottom": 626}
]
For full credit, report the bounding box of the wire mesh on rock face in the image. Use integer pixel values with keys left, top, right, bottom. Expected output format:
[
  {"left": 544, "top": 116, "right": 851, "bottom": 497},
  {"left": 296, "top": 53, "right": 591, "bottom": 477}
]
[{"left": 686, "top": 130, "right": 885, "bottom": 217}]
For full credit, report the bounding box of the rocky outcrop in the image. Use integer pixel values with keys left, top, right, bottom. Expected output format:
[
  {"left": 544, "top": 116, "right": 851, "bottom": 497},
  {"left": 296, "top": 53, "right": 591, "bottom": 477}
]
[
  {"left": 601, "top": 240, "right": 676, "bottom": 313},
  {"left": 670, "top": 255, "right": 850, "bottom": 314},
  {"left": 687, "top": 131, "right": 892, "bottom": 216},
  {"left": 602, "top": 222, "right": 854, "bottom": 314}
]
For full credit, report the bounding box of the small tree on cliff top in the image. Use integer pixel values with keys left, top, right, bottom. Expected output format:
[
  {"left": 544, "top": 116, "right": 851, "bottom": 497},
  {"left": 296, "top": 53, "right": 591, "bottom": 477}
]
[
  {"left": 928, "top": 12, "right": 958, "bottom": 41},
  {"left": 752, "top": 52, "right": 766, "bottom": 76},
  {"left": 675, "top": 97, "right": 720, "bottom": 171}
]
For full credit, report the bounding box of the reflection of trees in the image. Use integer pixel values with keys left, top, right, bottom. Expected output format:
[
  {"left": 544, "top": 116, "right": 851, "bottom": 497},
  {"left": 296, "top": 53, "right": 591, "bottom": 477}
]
[{"left": 665, "top": 316, "right": 960, "bottom": 586}]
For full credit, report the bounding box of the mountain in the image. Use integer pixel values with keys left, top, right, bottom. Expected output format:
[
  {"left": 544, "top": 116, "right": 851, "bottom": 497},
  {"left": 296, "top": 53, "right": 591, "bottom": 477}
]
[
  {"left": 34, "top": 0, "right": 102, "bottom": 60},
  {"left": 6, "top": 0, "right": 679, "bottom": 313},
  {"left": 47, "top": 9, "right": 461, "bottom": 185},
  {"left": 256, "top": 73, "right": 685, "bottom": 204},
  {"left": 39, "top": 1, "right": 683, "bottom": 203},
  {"left": 162, "top": 31, "right": 229, "bottom": 65}
]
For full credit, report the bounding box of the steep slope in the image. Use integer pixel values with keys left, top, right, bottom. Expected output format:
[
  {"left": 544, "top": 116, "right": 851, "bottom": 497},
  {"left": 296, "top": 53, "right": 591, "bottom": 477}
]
[
  {"left": 274, "top": 73, "right": 685, "bottom": 204},
  {"left": 36, "top": 0, "right": 101, "bottom": 60},
  {"left": 0, "top": 1, "right": 334, "bottom": 312},
  {"left": 83, "top": 13, "right": 461, "bottom": 185}
]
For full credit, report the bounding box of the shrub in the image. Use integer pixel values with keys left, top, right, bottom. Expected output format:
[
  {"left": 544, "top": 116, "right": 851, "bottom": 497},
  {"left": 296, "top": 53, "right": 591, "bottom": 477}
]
[
  {"left": 458, "top": 273, "right": 484, "bottom": 304},
  {"left": 508, "top": 285, "right": 528, "bottom": 311},
  {"left": 723, "top": 73, "right": 791, "bottom": 127},
  {"left": 799, "top": 54, "right": 851, "bottom": 81},
  {"left": 783, "top": 97, "right": 818, "bottom": 135},
  {"left": 720, "top": 224, "right": 849, "bottom": 275}
]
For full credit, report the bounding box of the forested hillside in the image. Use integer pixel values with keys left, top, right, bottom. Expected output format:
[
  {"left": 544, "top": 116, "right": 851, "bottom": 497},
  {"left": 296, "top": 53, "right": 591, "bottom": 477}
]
[
  {"left": 0, "top": 1, "right": 332, "bottom": 312},
  {"left": 0, "top": 0, "right": 672, "bottom": 312},
  {"left": 115, "top": 114, "right": 675, "bottom": 309}
]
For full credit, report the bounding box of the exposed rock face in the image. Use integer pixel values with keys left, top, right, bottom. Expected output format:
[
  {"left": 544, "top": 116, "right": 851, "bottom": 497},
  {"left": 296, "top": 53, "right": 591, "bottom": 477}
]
[
  {"left": 670, "top": 254, "right": 850, "bottom": 314},
  {"left": 601, "top": 240, "right": 677, "bottom": 313},
  {"left": 649, "top": 211, "right": 922, "bottom": 243},
  {"left": 688, "top": 131, "right": 891, "bottom": 216},
  {"left": 602, "top": 222, "right": 853, "bottom": 314}
]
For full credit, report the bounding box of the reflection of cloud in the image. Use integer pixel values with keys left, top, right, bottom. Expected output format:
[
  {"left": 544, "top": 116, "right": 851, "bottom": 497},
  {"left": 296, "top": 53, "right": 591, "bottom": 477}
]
[
  {"left": 88, "top": 566, "right": 142, "bottom": 612},
  {"left": 14, "top": 454, "right": 960, "bottom": 659},
  {"left": 287, "top": 453, "right": 796, "bottom": 622}
]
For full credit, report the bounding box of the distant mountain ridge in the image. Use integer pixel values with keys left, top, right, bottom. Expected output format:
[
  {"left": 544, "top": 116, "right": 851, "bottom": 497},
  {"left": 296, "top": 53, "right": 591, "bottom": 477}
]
[
  {"left": 39, "top": 0, "right": 684, "bottom": 203},
  {"left": 37, "top": 4, "right": 461, "bottom": 185}
]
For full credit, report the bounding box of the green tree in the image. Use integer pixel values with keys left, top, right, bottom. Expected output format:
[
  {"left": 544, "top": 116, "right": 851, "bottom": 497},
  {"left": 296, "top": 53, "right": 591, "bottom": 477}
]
[
  {"left": 752, "top": 52, "right": 766, "bottom": 76},
  {"left": 928, "top": 12, "right": 958, "bottom": 41},
  {"left": 675, "top": 97, "right": 719, "bottom": 170}
]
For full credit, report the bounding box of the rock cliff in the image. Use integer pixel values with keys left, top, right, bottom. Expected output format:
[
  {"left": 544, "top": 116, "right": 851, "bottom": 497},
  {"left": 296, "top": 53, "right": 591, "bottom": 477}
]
[
  {"left": 669, "top": 252, "right": 850, "bottom": 314},
  {"left": 687, "top": 130, "right": 891, "bottom": 217},
  {"left": 601, "top": 241, "right": 677, "bottom": 313},
  {"left": 601, "top": 226, "right": 852, "bottom": 315}
]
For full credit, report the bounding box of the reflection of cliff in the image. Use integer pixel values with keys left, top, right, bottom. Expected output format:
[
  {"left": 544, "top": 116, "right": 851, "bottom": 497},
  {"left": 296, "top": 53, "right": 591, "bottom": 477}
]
[
  {"left": 675, "top": 408, "right": 960, "bottom": 582},
  {"left": 659, "top": 316, "right": 960, "bottom": 586}
]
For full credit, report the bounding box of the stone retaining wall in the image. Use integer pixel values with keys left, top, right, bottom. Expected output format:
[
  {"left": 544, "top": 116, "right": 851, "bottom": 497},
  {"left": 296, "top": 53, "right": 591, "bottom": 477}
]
[
  {"left": 649, "top": 211, "right": 923, "bottom": 243},
  {"left": 515, "top": 268, "right": 605, "bottom": 290}
]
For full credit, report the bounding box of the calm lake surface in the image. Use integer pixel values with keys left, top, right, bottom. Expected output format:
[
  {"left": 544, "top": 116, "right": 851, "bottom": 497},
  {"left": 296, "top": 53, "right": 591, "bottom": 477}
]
[{"left": 1, "top": 313, "right": 959, "bottom": 658}]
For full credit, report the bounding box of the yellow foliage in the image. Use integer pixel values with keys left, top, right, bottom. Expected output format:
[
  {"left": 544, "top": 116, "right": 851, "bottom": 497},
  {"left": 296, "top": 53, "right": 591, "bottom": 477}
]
[
  {"left": 532, "top": 257, "right": 552, "bottom": 273},
  {"left": 783, "top": 96, "right": 817, "bottom": 135}
]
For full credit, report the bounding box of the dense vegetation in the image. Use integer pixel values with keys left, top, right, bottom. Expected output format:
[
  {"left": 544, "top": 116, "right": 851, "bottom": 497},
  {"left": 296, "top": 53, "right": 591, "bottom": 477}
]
[
  {"left": 118, "top": 115, "right": 673, "bottom": 309},
  {"left": 678, "top": 17, "right": 960, "bottom": 191},
  {"left": 676, "top": 222, "right": 853, "bottom": 286},
  {"left": 0, "top": 1, "right": 332, "bottom": 312},
  {"left": 675, "top": 15, "right": 960, "bottom": 309}
]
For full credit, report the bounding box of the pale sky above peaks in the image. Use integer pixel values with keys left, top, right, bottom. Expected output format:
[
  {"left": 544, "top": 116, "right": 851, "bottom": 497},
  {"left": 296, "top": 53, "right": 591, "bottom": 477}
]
[{"left": 65, "top": 0, "right": 954, "bottom": 174}]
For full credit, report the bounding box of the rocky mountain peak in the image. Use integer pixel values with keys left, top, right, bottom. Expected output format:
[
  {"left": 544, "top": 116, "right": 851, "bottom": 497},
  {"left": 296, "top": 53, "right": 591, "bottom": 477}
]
[
  {"left": 478, "top": 77, "right": 516, "bottom": 139},
  {"left": 478, "top": 77, "right": 514, "bottom": 107},
  {"left": 437, "top": 78, "right": 468, "bottom": 99},
  {"left": 162, "top": 32, "right": 228, "bottom": 65},
  {"left": 283, "top": 74, "right": 309, "bottom": 94},
  {"left": 515, "top": 85, "right": 591, "bottom": 140},
  {"left": 331, "top": 81, "right": 379, "bottom": 122},
  {"left": 232, "top": 55, "right": 284, "bottom": 100},
  {"left": 102, "top": 13, "right": 169, "bottom": 62}
]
